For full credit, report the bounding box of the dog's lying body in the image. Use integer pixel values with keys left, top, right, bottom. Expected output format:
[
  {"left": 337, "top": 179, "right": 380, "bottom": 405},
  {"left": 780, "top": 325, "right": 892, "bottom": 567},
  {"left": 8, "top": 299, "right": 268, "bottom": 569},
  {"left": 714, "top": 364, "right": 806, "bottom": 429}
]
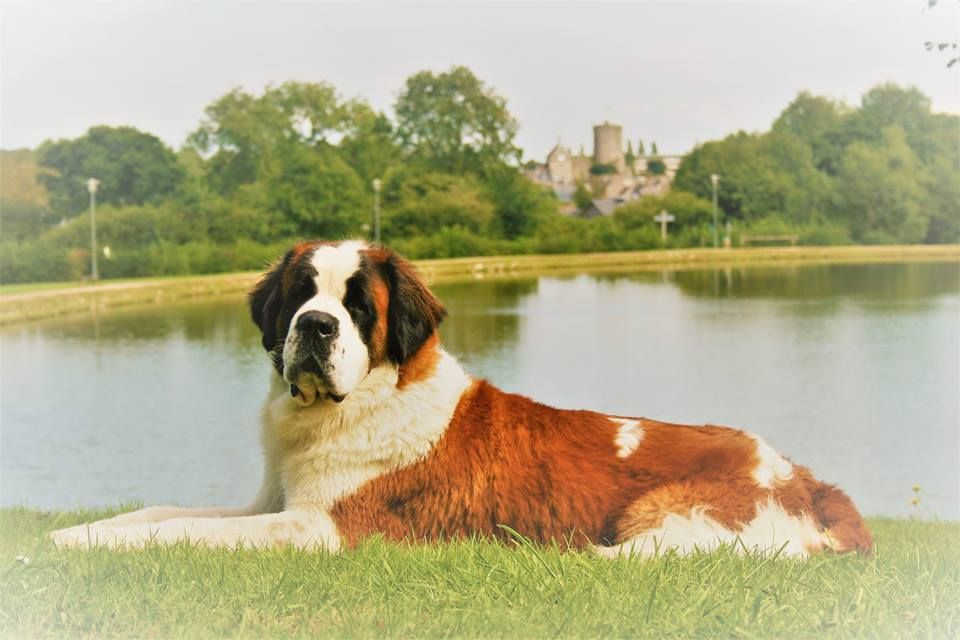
[{"left": 52, "top": 241, "right": 873, "bottom": 557}]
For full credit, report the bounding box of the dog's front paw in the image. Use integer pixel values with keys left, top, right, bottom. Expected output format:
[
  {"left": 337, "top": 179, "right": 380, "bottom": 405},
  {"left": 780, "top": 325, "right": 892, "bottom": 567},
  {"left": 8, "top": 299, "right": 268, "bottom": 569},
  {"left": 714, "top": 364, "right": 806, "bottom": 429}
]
[
  {"left": 50, "top": 524, "right": 133, "bottom": 549},
  {"left": 50, "top": 524, "right": 95, "bottom": 549}
]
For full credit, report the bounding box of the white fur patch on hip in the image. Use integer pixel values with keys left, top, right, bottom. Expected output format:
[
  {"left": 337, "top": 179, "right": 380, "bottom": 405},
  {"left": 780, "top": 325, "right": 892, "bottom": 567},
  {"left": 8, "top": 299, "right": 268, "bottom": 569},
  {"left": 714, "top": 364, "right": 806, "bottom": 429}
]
[{"left": 610, "top": 418, "right": 644, "bottom": 458}]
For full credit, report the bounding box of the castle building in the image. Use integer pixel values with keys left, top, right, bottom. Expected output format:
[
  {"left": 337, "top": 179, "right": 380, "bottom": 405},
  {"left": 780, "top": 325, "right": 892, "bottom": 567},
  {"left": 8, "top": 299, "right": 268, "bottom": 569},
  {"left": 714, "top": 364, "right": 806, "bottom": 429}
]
[{"left": 525, "top": 121, "right": 685, "bottom": 216}]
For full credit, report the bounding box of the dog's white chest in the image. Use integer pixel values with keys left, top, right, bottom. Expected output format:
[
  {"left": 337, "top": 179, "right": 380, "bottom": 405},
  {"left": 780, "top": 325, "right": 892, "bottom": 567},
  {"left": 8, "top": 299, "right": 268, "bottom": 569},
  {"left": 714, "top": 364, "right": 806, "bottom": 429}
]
[{"left": 262, "top": 353, "right": 472, "bottom": 509}]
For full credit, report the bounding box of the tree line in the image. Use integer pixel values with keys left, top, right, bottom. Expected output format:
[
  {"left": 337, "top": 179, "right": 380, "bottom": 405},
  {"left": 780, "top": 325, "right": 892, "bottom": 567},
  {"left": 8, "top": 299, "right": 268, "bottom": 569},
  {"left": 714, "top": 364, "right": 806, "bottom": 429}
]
[{"left": 0, "top": 67, "right": 956, "bottom": 283}]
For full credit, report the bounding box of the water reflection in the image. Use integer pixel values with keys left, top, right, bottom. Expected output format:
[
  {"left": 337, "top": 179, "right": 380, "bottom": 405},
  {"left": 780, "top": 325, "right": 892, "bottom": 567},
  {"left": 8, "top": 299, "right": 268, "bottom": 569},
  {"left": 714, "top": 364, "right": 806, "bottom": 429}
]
[
  {"left": 24, "top": 297, "right": 260, "bottom": 346},
  {"left": 670, "top": 261, "right": 960, "bottom": 302},
  {"left": 434, "top": 278, "right": 538, "bottom": 381},
  {"left": 1, "top": 262, "right": 956, "bottom": 519}
]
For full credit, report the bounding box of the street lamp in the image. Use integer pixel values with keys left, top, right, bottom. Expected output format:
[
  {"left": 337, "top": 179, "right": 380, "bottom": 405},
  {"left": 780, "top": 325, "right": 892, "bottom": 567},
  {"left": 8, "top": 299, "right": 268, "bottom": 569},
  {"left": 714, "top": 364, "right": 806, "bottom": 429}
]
[
  {"left": 87, "top": 178, "right": 100, "bottom": 280},
  {"left": 372, "top": 178, "right": 382, "bottom": 244},
  {"left": 710, "top": 173, "right": 720, "bottom": 249}
]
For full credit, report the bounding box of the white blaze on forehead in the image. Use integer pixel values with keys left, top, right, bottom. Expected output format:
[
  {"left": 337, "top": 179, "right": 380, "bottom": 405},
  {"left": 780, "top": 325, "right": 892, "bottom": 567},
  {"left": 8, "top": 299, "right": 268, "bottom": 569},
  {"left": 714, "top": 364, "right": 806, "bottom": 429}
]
[
  {"left": 610, "top": 418, "right": 644, "bottom": 458},
  {"left": 309, "top": 240, "right": 366, "bottom": 297},
  {"left": 283, "top": 240, "right": 370, "bottom": 398},
  {"left": 749, "top": 434, "right": 794, "bottom": 488}
]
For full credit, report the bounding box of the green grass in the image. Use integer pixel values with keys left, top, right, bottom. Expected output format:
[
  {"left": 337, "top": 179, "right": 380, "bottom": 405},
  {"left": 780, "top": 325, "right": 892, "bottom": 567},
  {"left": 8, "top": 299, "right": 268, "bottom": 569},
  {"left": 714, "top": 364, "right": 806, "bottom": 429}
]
[{"left": 1, "top": 508, "right": 958, "bottom": 638}]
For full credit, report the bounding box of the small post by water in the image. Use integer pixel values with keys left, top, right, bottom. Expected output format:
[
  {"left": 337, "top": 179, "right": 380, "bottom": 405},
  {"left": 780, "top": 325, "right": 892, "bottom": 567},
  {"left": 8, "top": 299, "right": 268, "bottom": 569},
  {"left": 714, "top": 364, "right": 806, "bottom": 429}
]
[
  {"left": 87, "top": 178, "right": 100, "bottom": 280},
  {"left": 710, "top": 173, "right": 720, "bottom": 248},
  {"left": 372, "top": 178, "right": 382, "bottom": 244},
  {"left": 654, "top": 209, "right": 675, "bottom": 240}
]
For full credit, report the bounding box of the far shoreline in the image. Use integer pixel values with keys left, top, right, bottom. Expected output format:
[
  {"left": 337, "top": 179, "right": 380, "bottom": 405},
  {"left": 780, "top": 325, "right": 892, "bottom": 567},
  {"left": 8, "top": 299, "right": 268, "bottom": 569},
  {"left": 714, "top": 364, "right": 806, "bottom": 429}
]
[{"left": 2, "top": 244, "right": 958, "bottom": 326}]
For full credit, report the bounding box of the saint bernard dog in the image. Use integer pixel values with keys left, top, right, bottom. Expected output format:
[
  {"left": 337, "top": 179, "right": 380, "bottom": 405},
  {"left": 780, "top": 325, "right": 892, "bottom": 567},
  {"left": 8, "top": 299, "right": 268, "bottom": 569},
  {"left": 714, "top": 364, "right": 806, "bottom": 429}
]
[{"left": 52, "top": 240, "right": 873, "bottom": 557}]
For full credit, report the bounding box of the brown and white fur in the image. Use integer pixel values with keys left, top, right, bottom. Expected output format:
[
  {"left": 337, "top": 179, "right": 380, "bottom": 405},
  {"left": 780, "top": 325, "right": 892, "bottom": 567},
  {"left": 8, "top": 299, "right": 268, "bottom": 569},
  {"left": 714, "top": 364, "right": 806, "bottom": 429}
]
[{"left": 51, "top": 240, "right": 873, "bottom": 557}]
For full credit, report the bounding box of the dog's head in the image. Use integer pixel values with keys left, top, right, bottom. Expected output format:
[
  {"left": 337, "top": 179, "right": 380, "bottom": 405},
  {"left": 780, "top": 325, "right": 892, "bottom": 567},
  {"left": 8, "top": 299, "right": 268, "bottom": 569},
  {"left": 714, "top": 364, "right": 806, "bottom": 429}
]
[{"left": 249, "top": 240, "right": 446, "bottom": 406}]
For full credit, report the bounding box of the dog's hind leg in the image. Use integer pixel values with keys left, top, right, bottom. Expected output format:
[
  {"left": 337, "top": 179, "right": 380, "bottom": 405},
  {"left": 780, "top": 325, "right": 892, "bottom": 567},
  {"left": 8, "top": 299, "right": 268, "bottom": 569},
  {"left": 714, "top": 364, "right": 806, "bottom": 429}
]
[{"left": 595, "top": 479, "right": 827, "bottom": 559}]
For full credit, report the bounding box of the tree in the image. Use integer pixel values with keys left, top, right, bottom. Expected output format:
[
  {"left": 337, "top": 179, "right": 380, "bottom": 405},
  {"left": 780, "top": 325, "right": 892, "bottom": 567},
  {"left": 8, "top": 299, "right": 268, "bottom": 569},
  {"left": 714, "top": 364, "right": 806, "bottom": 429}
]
[
  {"left": 188, "top": 82, "right": 355, "bottom": 195},
  {"left": 394, "top": 66, "right": 520, "bottom": 175},
  {"left": 589, "top": 163, "right": 617, "bottom": 175},
  {"left": 381, "top": 169, "right": 495, "bottom": 238},
  {"left": 265, "top": 144, "right": 367, "bottom": 238},
  {"left": 924, "top": 0, "right": 959, "bottom": 68},
  {"left": 1, "top": 149, "right": 48, "bottom": 206},
  {"left": 0, "top": 150, "right": 57, "bottom": 240},
  {"left": 624, "top": 140, "right": 636, "bottom": 175},
  {"left": 484, "top": 166, "right": 556, "bottom": 238},
  {"left": 647, "top": 159, "right": 666, "bottom": 175},
  {"left": 37, "top": 126, "right": 183, "bottom": 217},
  {"left": 650, "top": 141, "right": 659, "bottom": 155},
  {"left": 674, "top": 129, "right": 828, "bottom": 224},
  {"left": 833, "top": 127, "right": 929, "bottom": 243},
  {"left": 924, "top": 154, "right": 960, "bottom": 243},
  {"left": 337, "top": 104, "right": 402, "bottom": 184},
  {"left": 845, "top": 84, "right": 941, "bottom": 162},
  {"left": 573, "top": 182, "right": 593, "bottom": 210},
  {"left": 637, "top": 140, "right": 645, "bottom": 156},
  {"left": 773, "top": 91, "right": 849, "bottom": 174}
]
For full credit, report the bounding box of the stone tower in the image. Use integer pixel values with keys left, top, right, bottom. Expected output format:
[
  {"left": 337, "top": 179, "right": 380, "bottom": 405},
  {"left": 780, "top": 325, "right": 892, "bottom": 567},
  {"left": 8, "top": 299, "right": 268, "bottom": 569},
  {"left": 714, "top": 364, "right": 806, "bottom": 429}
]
[{"left": 593, "top": 122, "right": 624, "bottom": 173}]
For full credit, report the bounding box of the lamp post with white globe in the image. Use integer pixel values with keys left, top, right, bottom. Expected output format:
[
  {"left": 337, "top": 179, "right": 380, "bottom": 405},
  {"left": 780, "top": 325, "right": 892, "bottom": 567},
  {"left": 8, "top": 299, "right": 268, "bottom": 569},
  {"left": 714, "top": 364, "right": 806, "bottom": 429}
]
[
  {"left": 710, "top": 173, "right": 720, "bottom": 249},
  {"left": 372, "top": 178, "right": 382, "bottom": 243},
  {"left": 87, "top": 178, "right": 100, "bottom": 280}
]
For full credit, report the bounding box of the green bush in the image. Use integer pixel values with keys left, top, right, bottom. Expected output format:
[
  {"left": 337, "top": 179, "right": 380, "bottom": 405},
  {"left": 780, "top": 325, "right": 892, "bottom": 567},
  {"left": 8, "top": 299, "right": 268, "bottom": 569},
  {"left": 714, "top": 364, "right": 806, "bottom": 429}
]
[
  {"left": 589, "top": 163, "right": 617, "bottom": 176},
  {"left": 390, "top": 227, "right": 528, "bottom": 260},
  {"left": 798, "top": 222, "right": 852, "bottom": 246},
  {"left": 0, "top": 237, "right": 295, "bottom": 284},
  {"left": 0, "top": 239, "right": 75, "bottom": 283},
  {"left": 647, "top": 159, "right": 666, "bottom": 175},
  {"left": 734, "top": 216, "right": 853, "bottom": 247},
  {"left": 0, "top": 200, "right": 59, "bottom": 242},
  {"left": 383, "top": 172, "right": 495, "bottom": 238},
  {"left": 616, "top": 191, "right": 714, "bottom": 231}
]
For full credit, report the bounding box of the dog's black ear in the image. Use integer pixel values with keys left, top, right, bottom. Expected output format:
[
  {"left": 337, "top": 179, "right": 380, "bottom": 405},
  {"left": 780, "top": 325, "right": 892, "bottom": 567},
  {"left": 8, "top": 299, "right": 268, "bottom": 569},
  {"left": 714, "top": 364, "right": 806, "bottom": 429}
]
[
  {"left": 381, "top": 251, "right": 447, "bottom": 364},
  {"left": 249, "top": 250, "right": 293, "bottom": 353}
]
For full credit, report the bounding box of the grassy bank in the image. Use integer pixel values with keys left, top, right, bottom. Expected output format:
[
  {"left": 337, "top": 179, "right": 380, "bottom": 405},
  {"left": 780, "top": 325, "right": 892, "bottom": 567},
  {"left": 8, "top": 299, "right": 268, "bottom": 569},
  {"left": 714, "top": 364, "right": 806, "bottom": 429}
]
[
  {"left": 0, "top": 508, "right": 957, "bottom": 638},
  {"left": 2, "top": 244, "right": 958, "bottom": 326}
]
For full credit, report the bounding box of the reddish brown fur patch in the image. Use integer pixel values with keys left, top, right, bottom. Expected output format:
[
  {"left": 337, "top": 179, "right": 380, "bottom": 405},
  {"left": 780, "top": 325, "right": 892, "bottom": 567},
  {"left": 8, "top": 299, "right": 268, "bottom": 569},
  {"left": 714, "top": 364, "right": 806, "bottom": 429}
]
[
  {"left": 368, "top": 275, "right": 390, "bottom": 364},
  {"left": 617, "top": 480, "right": 766, "bottom": 539},
  {"left": 330, "top": 386, "right": 873, "bottom": 554},
  {"left": 794, "top": 471, "right": 873, "bottom": 553},
  {"left": 397, "top": 333, "right": 441, "bottom": 389}
]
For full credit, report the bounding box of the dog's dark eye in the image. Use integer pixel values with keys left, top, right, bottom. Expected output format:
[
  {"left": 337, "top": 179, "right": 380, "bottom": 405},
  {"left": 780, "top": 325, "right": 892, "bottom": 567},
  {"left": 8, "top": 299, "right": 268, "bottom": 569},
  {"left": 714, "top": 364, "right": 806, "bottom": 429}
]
[
  {"left": 343, "top": 272, "right": 373, "bottom": 323},
  {"left": 294, "top": 277, "right": 314, "bottom": 297},
  {"left": 346, "top": 303, "right": 366, "bottom": 316}
]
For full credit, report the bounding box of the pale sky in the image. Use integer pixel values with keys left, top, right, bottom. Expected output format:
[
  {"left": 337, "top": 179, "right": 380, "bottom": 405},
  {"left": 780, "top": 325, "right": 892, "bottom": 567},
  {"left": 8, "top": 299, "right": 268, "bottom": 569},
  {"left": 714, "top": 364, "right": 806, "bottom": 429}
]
[{"left": 1, "top": 1, "right": 958, "bottom": 160}]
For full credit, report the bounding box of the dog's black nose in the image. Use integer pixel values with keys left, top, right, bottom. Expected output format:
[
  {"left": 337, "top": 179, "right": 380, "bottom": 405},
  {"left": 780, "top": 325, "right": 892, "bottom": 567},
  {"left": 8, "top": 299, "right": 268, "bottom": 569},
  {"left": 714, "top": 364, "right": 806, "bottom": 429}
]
[{"left": 297, "top": 311, "right": 339, "bottom": 339}]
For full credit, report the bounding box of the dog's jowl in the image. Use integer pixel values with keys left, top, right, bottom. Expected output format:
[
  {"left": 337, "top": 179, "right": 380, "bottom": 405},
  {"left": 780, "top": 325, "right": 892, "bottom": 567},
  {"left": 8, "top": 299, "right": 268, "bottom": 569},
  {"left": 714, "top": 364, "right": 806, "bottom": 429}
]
[{"left": 52, "top": 240, "right": 873, "bottom": 557}]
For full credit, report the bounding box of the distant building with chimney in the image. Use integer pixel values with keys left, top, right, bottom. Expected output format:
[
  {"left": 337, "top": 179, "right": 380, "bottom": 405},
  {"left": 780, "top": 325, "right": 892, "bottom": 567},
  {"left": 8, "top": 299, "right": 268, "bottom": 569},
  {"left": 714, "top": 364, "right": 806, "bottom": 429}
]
[{"left": 524, "top": 121, "right": 685, "bottom": 216}]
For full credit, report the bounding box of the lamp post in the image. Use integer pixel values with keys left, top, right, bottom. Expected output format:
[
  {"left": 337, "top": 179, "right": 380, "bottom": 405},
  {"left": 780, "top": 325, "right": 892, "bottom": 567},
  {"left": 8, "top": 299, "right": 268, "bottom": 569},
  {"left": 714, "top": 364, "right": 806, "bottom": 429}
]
[
  {"left": 710, "top": 173, "right": 720, "bottom": 249},
  {"left": 372, "top": 178, "right": 382, "bottom": 243},
  {"left": 87, "top": 178, "right": 100, "bottom": 280}
]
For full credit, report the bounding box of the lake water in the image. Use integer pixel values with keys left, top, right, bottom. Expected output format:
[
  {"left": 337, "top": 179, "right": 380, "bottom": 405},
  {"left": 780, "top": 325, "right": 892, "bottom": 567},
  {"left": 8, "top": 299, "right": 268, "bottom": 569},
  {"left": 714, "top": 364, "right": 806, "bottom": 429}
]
[{"left": 1, "top": 261, "right": 957, "bottom": 518}]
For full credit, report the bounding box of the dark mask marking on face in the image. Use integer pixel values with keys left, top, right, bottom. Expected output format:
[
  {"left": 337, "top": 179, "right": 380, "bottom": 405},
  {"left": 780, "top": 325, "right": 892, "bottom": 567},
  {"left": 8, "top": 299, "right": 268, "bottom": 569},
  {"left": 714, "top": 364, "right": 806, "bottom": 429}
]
[{"left": 343, "top": 255, "right": 378, "bottom": 350}]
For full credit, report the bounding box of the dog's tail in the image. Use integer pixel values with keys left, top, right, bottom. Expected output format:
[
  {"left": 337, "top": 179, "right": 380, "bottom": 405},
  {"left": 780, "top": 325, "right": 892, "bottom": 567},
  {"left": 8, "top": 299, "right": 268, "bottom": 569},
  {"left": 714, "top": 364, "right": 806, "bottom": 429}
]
[{"left": 803, "top": 474, "right": 874, "bottom": 555}]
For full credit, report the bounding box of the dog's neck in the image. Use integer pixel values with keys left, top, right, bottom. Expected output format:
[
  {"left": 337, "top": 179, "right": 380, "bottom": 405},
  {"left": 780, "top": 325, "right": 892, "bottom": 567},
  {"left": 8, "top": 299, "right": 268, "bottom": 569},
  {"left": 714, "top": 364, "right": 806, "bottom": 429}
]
[
  {"left": 263, "top": 343, "right": 472, "bottom": 509},
  {"left": 397, "top": 333, "right": 443, "bottom": 389}
]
